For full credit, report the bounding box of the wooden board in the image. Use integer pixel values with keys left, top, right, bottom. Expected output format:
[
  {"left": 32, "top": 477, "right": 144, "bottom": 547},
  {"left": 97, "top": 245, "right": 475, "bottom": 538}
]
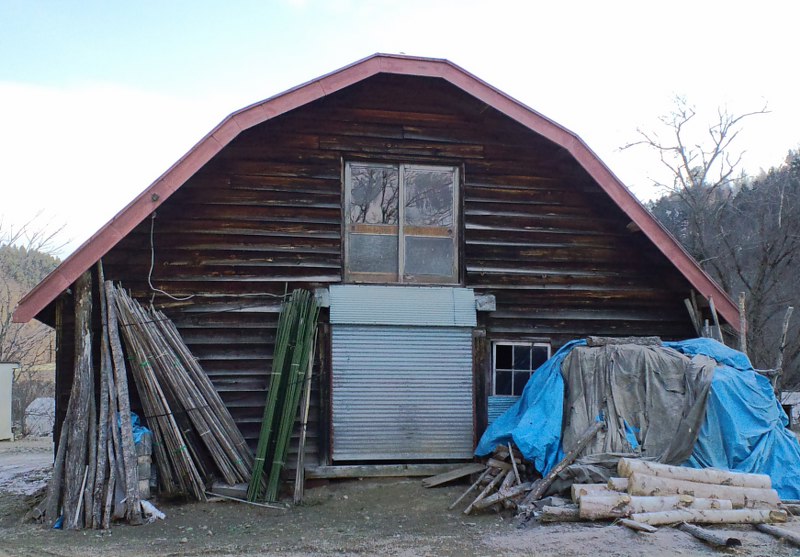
[
  {"left": 306, "top": 464, "right": 467, "bottom": 479},
  {"left": 422, "top": 463, "right": 487, "bottom": 488}
]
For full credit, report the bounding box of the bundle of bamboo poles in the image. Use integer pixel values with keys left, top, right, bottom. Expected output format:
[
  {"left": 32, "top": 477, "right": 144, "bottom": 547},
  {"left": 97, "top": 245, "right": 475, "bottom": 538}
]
[
  {"left": 40, "top": 268, "right": 143, "bottom": 529},
  {"left": 111, "top": 284, "right": 254, "bottom": 499},
  {"left": 247, "top": 289, "right": 319, "bottom": 503}
]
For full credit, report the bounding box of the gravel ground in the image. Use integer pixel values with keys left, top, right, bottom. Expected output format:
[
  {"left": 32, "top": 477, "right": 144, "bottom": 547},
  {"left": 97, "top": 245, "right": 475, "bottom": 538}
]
[{"left": 2, "top": 439, "right": 800, "bottom": 556}]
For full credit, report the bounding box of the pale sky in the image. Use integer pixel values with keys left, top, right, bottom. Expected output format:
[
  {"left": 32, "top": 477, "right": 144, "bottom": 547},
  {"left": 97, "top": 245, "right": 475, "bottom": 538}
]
[{"left": 2, "top": 1, "right": 798, "bottom": 257}]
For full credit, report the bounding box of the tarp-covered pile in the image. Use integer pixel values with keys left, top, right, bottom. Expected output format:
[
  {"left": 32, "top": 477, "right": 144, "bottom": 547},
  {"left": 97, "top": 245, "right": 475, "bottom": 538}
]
[{"left": 476, "top": 338, "right": 800, "bottom": 499}]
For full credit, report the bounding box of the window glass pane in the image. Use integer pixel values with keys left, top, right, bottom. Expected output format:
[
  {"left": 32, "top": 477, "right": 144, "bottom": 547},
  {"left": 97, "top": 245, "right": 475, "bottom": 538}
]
[
  {"left": 531, "top": 346, "right": 549, "bottom": 369},
  {"left": 404, "top": 236, "right": 454, "bottom": 277},
  {"left": 513, "top": 345, "right": 531, "bottom": 370},
  {"left": 404, "top": 169, "right": 454, "bottom": 226},
  {"left": 495, "top": 345, "right": 513, "bottom": 370},
  {"left": 495, "top": 370, "right": 512, "bottom": 396},
  {"left": 513, "top": 371, "right": 531, "bottom": 396},
  {"left": 348, "top": 234, "right": 398, "bottom": 274},
  {"left": 349, "top": 166, "right": 399, "bottom": 225}
]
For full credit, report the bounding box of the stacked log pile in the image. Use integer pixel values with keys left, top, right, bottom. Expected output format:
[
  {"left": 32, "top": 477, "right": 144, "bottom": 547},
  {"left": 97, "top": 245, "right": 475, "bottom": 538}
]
[{"left": 532, "top": 457, "right": 798, "bottom": 549}]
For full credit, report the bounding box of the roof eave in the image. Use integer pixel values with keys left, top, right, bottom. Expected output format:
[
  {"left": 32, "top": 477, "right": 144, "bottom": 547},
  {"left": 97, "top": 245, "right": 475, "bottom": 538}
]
[{"left": 12, "top": 53, "right": 740, "bottom": 330}]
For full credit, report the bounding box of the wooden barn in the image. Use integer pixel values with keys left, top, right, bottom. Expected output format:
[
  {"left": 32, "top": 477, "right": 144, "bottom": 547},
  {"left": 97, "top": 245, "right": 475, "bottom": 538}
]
[{"left": 14, "top": 54, "right": 739, "bottom": 477}]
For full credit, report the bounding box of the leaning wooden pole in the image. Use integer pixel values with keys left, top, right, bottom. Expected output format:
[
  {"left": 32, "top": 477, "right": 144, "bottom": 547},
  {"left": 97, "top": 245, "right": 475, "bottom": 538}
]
[
  {"left": 774, "top": 306, "right": 794, "bottom": 394},
  {"left": 62, "top": 271, "right": 93, "bottom": 530},
  {"left": 708, "top": 296, "right": 723, "bottom": 344},
  {"left": 738, "top": 292, "right": 748, "bottom": 355},
  {"left": 91, "top": 263, "right": 112, "bottom": 527},
  {"left": 522, "top": 419, "right": 604, "bottom": 506},
  {"left": 104, "top": 282, "right": 142, "bottom": 524}
]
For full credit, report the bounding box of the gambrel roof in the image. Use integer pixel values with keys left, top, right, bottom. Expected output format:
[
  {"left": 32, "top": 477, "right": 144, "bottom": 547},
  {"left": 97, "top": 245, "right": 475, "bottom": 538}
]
[{"left": 13, "top": 53, "right": 739, "bottom": 327}]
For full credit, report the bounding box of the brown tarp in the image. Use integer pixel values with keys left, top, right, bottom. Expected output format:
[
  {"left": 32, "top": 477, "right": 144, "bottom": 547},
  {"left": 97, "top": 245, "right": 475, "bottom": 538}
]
[{"left": 560, "top": 344, "right": 716, "bottom": 465}]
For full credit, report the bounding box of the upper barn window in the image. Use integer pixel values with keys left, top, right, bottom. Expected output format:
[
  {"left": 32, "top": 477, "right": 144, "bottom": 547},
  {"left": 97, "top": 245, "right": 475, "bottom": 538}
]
[{"left": 344, "top": 162, "right": 459, "bottom": 284}]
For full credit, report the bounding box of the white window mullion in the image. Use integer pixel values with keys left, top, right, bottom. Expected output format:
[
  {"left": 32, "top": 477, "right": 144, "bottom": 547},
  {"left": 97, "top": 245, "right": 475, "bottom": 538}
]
[{"left": 398, "top": 163, "right": 406, "bottom": 284}]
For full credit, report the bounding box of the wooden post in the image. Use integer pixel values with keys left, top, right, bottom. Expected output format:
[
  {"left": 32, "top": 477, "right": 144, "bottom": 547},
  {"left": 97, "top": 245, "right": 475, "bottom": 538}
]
[
  {"left": 738, "top": 292, "right": 747, "bottom": 355},
  {"left": 708, "top": 296, "right": 723, "bottom": 344},
  {"left": 92, "top": 263, "right": 112, "bottom": 527},
  {"left": 774, "top": 306, "right": 794, "bottom": 395},
  {"left": 63, "top": 271, "right": 93, "bottom": 530},
  {"left": 684, "top": 299, "right": 702, "bottom": 336},
  {"left": 104, "top": 282, "right": 142, "bottom": 524},
  {"left": 293, "top": 331, "right": 316, "bottom": 504}
]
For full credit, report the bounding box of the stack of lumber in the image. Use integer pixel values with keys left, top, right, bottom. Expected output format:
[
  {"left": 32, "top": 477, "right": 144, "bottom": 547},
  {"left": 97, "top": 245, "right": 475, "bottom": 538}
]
[
  {"left": 39, "top": 271, "right": 256, "bottom": 531},
  {"left": 41, "top": 269, "right": 143, "bottom": 529},
  {"left": 532, "top": 457, "right": 798, "bottom": 549},
  {"left": 439, "top": 444, "right": 537, "bottom": 514},
  {"left": 247, "top": 289, "right": 319, "bottom": 503},
  {"left": 112, "top": 284, "right": 254, "bottom": 499}
]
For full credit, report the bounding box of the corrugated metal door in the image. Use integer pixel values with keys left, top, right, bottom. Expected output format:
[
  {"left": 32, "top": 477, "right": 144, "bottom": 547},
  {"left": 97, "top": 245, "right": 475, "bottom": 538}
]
[
  {"left": 329, "top": 285, "right": 476, "bottom": 462},
  {"left": 332, "top": 326, "right": 474, "bottom": 460}
]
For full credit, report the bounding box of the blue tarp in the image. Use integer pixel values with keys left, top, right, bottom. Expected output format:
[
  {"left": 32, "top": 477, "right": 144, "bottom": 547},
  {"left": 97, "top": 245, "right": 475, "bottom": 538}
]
[
  {"left": 475, "top": 340, "right": 585, "bottom": 475},
  {"left": 667, "top": 339, "right": 800, "bottom": 499},
  {"left": 476, "top": 337, "right": 800, "bottom": 499}
]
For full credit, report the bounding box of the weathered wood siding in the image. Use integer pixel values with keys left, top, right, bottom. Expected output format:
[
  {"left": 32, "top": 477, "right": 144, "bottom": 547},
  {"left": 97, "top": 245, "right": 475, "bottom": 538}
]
[{"left": 96, "top": 74, "right": 695, "bottom": 464}]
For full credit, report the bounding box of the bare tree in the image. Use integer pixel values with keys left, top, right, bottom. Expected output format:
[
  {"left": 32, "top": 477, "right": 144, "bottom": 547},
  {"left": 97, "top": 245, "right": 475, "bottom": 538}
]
[
  {"left": 623, "top": 97, "right": 768, "bottom": 283},
  {"left": 0, "top": 216, "right": 63, "bottom": 433},
  {"left": 625, "top": 98, "right": 800, "bottom": 386}
]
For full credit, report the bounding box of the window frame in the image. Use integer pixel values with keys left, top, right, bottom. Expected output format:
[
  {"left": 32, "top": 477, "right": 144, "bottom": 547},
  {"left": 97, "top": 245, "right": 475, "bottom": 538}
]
[
  {"left": 344, "top": 161, "right": 459, "bottom": 284},
  {"left": 492, "top": 341, "right": 552, "bottom": 397}
]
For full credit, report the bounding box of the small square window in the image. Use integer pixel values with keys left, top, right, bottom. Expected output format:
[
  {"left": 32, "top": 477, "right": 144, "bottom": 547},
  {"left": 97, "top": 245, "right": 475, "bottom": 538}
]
[{"left": 492, "top": 341, "right": 551, "bottom": 396}]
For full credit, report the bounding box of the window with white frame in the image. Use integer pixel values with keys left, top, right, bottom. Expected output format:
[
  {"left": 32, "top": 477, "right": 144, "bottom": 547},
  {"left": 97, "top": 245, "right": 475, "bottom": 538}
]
[
  {"left": 344, "top": 162, "right": 459, "bottom": 284},
  {"left": 493, "top": 342, "right": 551, "bottom": 396}
]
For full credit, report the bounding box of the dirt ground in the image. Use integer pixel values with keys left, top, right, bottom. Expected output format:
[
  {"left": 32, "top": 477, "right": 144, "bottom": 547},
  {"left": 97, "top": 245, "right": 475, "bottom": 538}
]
[{"left": 2, "top": 439, "right": 800, "bottom": 556}]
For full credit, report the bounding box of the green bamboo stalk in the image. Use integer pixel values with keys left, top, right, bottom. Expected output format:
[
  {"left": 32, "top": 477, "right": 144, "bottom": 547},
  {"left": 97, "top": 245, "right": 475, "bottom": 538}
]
[
  {"left": 247, "top": 292, "right": 299, "bottom": 501},
  {"left": 265, "top": 291, "right": 319, "bottom": 501}
]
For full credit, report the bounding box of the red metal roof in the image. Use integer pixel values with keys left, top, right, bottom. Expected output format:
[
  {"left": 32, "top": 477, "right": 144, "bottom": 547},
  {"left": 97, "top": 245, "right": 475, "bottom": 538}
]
[{"left": 12, "top": 53, "right": 740, "bottom": 329}]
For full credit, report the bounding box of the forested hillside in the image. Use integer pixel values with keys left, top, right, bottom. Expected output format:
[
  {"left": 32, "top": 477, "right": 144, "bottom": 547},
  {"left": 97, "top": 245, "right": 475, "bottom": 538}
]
[{"left": 649, "top": 151, "right": 800, "bottom": 388}]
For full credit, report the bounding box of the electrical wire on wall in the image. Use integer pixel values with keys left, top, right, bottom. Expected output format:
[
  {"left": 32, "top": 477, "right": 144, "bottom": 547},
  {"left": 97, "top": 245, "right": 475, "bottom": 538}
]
[
  {"left": 148, "top": 212, "right": 195, "bottom": 302},
  {"left": 146, "top": 212, "right": 296, "bottom": 307}
]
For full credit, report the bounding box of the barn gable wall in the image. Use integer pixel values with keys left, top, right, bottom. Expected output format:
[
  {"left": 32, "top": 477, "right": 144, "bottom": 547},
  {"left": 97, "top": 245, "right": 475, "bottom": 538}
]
[{"left": 89, "top": 74, "right": 695, "bottom": 465}]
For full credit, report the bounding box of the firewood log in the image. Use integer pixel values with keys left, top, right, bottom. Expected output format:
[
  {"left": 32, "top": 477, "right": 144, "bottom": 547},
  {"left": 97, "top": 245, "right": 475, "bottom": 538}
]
[
  {"left": 608, "top": 477, "right": 629, "bottom": 491},
  {"left": 618, "top": 458, "right": 771, "bottom": 489},
  {"left": 539, "top": 505, "right": 581, "bottom": 522},
  {"left": 571, "top": 483, "right": 613, "bottom": 503},
  {"left": 579, "top": 493, "right": 732, "bottom": 520},
  {"left": 627, "top": 472, "right": 780, "bottom": 509},
  {"left": 630, "top": 508, "right": 788, "bottom": 526}
]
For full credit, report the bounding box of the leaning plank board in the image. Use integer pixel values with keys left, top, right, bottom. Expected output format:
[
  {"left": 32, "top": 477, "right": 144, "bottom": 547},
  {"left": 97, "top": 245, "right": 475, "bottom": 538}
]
[
  {"left": 627, "top": 472, "right": 780, "bottom": 509},
  {"left": 618, "top": 458, "right": 771, "bottom": 489},
  {"left": 422, "top": 463, "right": 486, "bottom": 488}
]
